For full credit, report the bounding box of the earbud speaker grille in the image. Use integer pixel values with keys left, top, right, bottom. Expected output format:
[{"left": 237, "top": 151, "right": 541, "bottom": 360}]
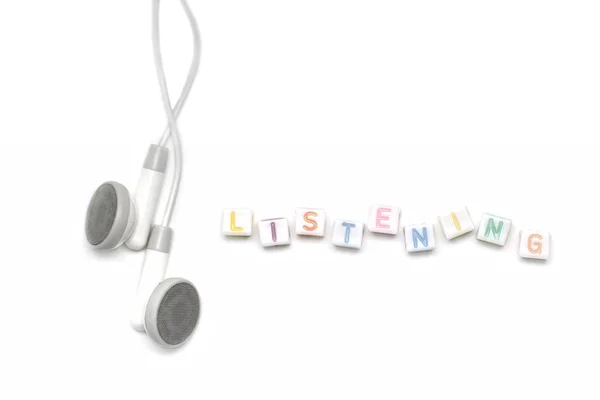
[
  {"left": 85, "top": 183, "right": 118, "bottom": 246},
  {"left": 156, "top": 282, "right": 201, "bottom": 347}
]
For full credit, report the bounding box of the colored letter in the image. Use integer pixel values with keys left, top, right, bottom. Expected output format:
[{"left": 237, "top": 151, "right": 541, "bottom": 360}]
[
  {"left": 485, "top": 219, "right": 504, "bottom": 240},
  {"left": 412, "top": 227, "right": 429, "bottom": 248},
  {"left": 451, "top": 212, "right": 461, "bottom": 232},
  {"left": 303, "top": 211, "right": 318, "bottom": 232},
  {"left": 376, "top": 207, "right": 391, "bottom": 229},
  {"left": 342, "top": 222, "right": 356, "bottom": 244},
  {"left": 528, "top": 234, "right": 543, "bottom": 254},
  {"left": 270, "top": 222, "right": 277, "bottom": 242},
  {"left": 230, "top": 211, "right": 243, "bottom": 232}
]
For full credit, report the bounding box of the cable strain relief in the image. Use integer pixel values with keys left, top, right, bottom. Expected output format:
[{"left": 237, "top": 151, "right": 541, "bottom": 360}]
[
  {"left": 147, "top": 225, "right": 173, "bottom": 253},
  {"left": 143, "top": 144, "right": 169, "bottom": 172}
]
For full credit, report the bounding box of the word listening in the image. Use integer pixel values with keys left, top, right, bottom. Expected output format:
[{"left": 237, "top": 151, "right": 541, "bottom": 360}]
[{"left": 222, "top": 206, "right": 550, "bottom": 260}]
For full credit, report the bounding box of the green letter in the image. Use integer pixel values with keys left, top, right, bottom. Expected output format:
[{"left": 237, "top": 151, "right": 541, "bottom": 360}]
[{"left": 485, "top": 219, "right": 504, "bottom": 240}]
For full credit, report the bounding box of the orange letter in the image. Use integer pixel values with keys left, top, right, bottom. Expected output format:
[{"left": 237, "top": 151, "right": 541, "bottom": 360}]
[
  {"left": 528, "top": 234, "right": 543, "bottom": 254},
  {"left": 230, "top": 211, "right": 243, "bottom": 232},
  {"left": 303, "top": 211, "right": 318, "bottom": 232}
]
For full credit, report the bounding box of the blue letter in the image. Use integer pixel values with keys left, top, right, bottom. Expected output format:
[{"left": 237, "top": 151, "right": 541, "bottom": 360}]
[
  {"left": 412, "top": 227, "right": 429, "bottom": 249},
  {"left": 342, "top": 222, "right": 356, "bottom": 244}
]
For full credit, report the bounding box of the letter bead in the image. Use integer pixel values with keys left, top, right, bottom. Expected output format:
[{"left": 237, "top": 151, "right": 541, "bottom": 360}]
[
  {"left": 476, "top": 213, "right": 512, "bottom": 246},
  {"left": 404, "top": 223, "right": 436, "bottom": 253},
  {"left": 438, "top": 207, "right": 475, "bottom": 240},
  {"left": 258, "top": 217, "right": 291, "bottom": 247},
  {"left": 367, "top": 205, "right": 401, "bottom": 235},
  {"left": 332, "top": 220, "right": 364, "bottom": 249},
  {"left": 519, "top": 230, "right": 550, "bottom": 260},
  {"left": 295, "top": 208, "right": 326, "bottom": 237},
  {"left": 222, "top": 209, "right": 253, "bottom": 237}
]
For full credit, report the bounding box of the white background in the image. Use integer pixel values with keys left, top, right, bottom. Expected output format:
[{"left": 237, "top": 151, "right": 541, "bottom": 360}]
[{"left": 1, "top": 0, "right": 599, "bottom": 398}]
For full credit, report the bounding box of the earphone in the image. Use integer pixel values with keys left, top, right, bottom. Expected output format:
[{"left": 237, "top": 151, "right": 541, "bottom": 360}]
[{"left": 84, "top": 0, "right": 201, "bottom": 348}]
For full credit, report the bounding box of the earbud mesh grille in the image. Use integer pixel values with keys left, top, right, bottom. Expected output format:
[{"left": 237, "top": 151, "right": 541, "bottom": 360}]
[
  {"left": 85, "top": 183, "right": 118, "bottom": 245},
  {"left": 157, "top": 282, "right": 200, "bottom": 346}
]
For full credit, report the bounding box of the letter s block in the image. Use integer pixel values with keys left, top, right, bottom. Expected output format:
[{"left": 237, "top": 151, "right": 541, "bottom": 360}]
[
  {"left": 519, "top": 230, "right": 550, "bottom": 260},
  {"left": 295, "top": 208, "right": 326, "bottom": 237}
]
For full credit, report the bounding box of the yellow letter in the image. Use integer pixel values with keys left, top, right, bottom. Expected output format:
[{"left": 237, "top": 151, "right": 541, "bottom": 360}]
[
  {"left": 230, "top": 211, "right": 243, "bottom": 232},
  {"left": 451, "top": 212, "right": 461, "bottom": 232}
]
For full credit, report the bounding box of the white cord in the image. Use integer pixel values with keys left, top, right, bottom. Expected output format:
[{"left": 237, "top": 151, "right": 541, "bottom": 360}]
[
  {"left": 152, "top": 0, "right": 201, "bottom": 227},
  {"left": 157, "top": 0, "right": 201, "bottom": 147}
]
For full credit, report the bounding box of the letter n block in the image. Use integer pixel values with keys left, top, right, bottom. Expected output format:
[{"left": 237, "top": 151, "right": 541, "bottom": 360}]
[
  {"left": 404, "top": 223, "right": 436, "bottom": 253},
  {"left": 476, "top": 213, "right": 512, "bottom": 246}
]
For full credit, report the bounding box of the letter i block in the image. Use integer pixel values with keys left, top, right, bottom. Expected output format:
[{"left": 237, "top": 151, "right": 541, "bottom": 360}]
[
  {"left": 295, "top": 208, "right": 326, "bottom": 237},
  {"left": 367, "top": 205, "right": 400, "bottom": 235},
  {"left": 222, "top": 209, "right": 253, "bottom": 236},
  {"left": 476, "top": 213, "right": 512, "bottom": 246},
  {"left": 404, "top": 223, "right": 436, "bottom": 253},
  {"left": 519, "top": 230, "right": 550, "bottom": 260},
  {"left": 438, "top": 207, "right": 475, "bottom": 240},
  {"left": 332, "top": 220, "right": 364, "bottom": 249},
  {"left": 258, "top": 217, "right": 291, "bottom": 247}
]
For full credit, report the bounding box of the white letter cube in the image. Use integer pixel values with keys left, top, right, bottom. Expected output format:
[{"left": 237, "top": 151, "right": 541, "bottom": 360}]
[
  {"left": 476, "top": 213, "right": 512, "bottom": 246},
  {"left": 332, "top": 220, "right": 364, "bottom": 249},
  {"left": 258, "top": 218, "right": 291, "bottom": 247},
  {"left": 367, "top": 205, "right": 400, "bottom": 235},
  {"left": 295, "top": 208, "right": 326, "bottom": 237},
  {"left": 519, "top": 230, "right": 550, "bottom": 260},
  {"left": 404, "top": 223, "right": 436, "bottom": 253},
  {"left": 438, "top": 207, "right": 475, "bottom": 240},
  {"left": 222, "top": 209, "right": 253, "bottom": 237}
]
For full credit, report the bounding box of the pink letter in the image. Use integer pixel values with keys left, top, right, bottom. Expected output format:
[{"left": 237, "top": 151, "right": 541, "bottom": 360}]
[{"left": 376, "top": 207, "right": 391, "bottom": 229}]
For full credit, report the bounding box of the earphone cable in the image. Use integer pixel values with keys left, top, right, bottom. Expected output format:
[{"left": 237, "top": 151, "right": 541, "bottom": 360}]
[
  {"left": 157, "top": 0, "right": 201, "bottom": 147},
  {"left": 152, "top": 0, "right": 201, "bottom": 227}
]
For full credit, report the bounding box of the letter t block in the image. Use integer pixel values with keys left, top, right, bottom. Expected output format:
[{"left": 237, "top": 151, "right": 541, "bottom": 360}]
[{"left": 332, "top": 220, "right": 364, "bottom": 249}]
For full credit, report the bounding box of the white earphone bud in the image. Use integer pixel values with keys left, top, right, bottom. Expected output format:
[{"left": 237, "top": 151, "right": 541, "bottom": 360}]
[
  {"left": 85, "top": 181, "right": 137, "bottom": 251},
  {"left": 84, "top": 0, "right": 202, "bottom": 349},
  {"left": 131, "top": 226, "right": 200, "bottom": 347},
  {"left": 85, "top": 144, "right": 167, "bottom": 252}
]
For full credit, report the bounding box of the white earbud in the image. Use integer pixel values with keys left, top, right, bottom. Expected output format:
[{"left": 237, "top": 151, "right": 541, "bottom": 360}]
[
  {"left": 131, "top": 226, "right": 201, "bottom": 348},
  {"left": 85, "top": 145, "right": 168, "bottom": 252},
  {"left": 85, "top": 181, "right": 137, "bottom": 251},
  {"left": 131, "top": 226, "right": 173, "bottom": 331}
]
